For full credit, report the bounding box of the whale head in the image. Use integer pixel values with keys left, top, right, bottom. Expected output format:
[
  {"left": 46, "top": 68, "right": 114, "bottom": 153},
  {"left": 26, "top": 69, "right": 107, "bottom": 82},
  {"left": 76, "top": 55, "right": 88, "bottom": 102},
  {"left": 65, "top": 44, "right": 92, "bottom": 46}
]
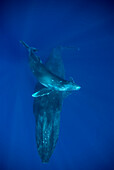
[
  {"left": 62, "top": 78, "right": 81, "bottom": 91},
  {"left": 67, "top": 81, "right": 81, "bottom": 91}
]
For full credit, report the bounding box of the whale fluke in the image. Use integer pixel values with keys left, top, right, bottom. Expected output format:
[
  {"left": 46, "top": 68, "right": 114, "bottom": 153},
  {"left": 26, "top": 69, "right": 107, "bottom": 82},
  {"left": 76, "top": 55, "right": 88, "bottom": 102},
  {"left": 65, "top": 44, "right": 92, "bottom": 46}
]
[{"left": 20, "top": 40, "right": 38, "bottom": 52}]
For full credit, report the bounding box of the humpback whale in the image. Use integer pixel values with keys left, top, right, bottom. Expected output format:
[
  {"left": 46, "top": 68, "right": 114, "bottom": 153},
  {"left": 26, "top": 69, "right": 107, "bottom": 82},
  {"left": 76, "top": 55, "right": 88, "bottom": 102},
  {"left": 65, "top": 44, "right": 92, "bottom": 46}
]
[
  {"left": 20, "top": 41, "right": 81, "bottom": 98},
  {"left": 33, "top": 47, "right": 65, "bottom": 162},
  {"left": 21, "top": 41, "right": 81, "bottom": 162}
]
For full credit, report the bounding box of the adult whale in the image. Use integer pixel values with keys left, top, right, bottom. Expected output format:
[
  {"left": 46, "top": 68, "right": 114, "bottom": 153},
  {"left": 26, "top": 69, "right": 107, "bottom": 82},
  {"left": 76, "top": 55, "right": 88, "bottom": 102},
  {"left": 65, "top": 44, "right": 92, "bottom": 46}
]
[
  {"left": 20, "top": 42, "right": 81, "bottom": 162},
  {"left": 20, "top": 41, "right": 81, "bottom": 98},
  {"left": 33, "top": 47, "right": 65, "bottom": 162}
]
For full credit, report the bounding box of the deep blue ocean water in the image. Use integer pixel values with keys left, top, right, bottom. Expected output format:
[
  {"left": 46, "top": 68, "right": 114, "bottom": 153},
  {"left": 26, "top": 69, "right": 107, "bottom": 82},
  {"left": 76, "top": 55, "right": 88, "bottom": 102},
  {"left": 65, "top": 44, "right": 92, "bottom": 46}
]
[{"left": 0, "top": 0, "right": 113, "bottom": 169}]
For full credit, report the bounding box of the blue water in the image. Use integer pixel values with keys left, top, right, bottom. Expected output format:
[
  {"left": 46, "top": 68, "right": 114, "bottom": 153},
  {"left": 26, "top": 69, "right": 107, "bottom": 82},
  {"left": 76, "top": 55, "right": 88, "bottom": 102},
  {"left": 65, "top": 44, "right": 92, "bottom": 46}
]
[{"left": 0, "top": 0, "right": 113, "bottom": 169}]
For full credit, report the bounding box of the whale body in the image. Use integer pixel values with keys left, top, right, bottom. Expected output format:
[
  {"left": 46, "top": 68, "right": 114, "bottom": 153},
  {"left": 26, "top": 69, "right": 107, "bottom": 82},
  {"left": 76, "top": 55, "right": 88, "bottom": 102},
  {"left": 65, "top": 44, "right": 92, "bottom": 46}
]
[
  {"left": 20, "top": 41, "right": 81, "bottom": 98},
  {"left": 21, "top": 41, "right": 81, "bottom": 162},
  {"left": 33, "top": 47, "right": 65, "bottom": 162}
]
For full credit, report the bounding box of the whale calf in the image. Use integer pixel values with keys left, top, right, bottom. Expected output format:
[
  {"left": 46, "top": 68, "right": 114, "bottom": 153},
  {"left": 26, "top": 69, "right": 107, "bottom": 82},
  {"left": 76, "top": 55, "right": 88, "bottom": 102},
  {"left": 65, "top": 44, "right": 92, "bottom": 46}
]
[{"left": 20, "top": 41, "right": 81, "bottom": 98}]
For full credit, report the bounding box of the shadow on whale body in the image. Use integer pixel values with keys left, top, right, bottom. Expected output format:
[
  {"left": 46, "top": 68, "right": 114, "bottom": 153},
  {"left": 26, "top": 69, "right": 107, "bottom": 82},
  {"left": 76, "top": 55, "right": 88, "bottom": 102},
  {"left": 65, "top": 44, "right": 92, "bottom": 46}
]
[{"left": 20, "top": 41, "right": 81, "bottom": 163}]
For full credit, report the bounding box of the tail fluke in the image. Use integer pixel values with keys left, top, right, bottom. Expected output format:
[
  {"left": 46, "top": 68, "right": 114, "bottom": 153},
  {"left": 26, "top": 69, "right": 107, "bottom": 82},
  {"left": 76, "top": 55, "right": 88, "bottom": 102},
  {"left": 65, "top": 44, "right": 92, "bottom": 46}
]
[{"left": 20, "top": 40, "right": 38, "bottom": 52}]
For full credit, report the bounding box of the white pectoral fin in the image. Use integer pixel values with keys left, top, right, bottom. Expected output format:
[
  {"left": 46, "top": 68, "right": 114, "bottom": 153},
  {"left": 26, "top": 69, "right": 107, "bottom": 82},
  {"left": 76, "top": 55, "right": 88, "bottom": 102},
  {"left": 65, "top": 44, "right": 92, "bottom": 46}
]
[{"left": 32, "top": 88, "right": 53, "bottom": 97}]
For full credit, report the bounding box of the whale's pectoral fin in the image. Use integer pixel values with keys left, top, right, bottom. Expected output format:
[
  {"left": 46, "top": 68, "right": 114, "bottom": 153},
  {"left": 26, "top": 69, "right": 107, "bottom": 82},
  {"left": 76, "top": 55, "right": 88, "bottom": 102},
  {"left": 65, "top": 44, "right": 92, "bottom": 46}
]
[{"left": 32, "top": 88, "right": 53, "bottom": 97}]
